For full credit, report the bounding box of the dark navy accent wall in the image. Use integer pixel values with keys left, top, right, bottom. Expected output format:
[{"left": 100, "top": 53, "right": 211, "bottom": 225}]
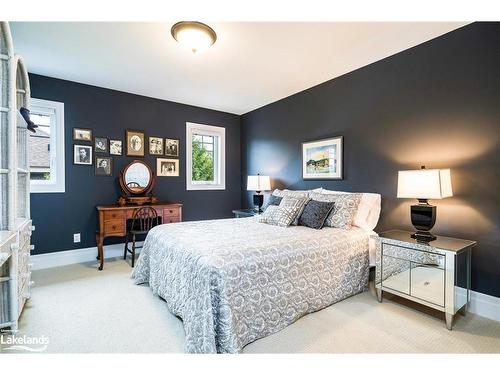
[
  {"left": 241, "top": 23, "right": 500, "bottom": 297},
  {"left": 29, "top": 74, "right": 241, "bottom": 255}
]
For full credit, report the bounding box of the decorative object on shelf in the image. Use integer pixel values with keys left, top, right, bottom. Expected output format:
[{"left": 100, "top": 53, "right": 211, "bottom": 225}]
[
  {"left": 247, "top": 174, "right": 271, "bottom": 212},
  {"left": 397, "top": 166, "right": 453, "bottom": 242},
  {"left": 19, "top": 107, "right": 37, "bottom": 133},
  {"left": 73, "top": 144, "right": 92, "bottom": 165},
  {"left": 374, "top": 230, "right": 475, "bottom": 330},
  {"left": 95, "top": 156, "right": 113, "bottom": 176},
  {"left": 118, "top": 160, "right": 157, "bottom": 206},
  {"left": 302, "top": 136, "right": 343, "bottom": 180},
  {"left": 157, "top": 158, "right": 179, "bottom": 177},
  {"left": 94, "top": 137, "right": 108, "bottom": 154},
  {"left": 109, "top": 140, "right": 122, "bottom": 155},
  {"left": 165, "top": 138, "right": 179, "bottom": 157},
  {"left": 126, "top": 129, "right": 145, "bottom": 157},
  {"left": 149, "top": 136, "right": 164, "bottom": 155},
  {"left": 171, "top": 21, "right": 217, "bottom": 53},
  {"left": 73, "top": 127, "right": 92, "bottom": 141}
]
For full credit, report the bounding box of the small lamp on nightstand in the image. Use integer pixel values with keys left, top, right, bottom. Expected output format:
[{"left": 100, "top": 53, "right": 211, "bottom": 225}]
[
  {"left": 247, "top": 174, "right": 271, "bottom": 212},
  {"left": 397, "top": 166, "right": 453, "bottom": 242}
]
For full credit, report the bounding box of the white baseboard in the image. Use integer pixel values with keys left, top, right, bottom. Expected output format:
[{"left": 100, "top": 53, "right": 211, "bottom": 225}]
[
  {"left": 31, "top": 242, "right": 142, "bottom": 271},
  {"left": 469, "top": 290, "right": 500, "bottom": 322},
  {"left": 31, "top": 246, "right": 499, "bottom": 322}
]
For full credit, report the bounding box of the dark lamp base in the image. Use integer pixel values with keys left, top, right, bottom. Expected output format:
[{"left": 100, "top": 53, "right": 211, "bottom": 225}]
[
  {"left": 410, "top": 199, "right": 437, "bottom": 243},
  {"left": 411, "top": 231, "right": 437, "bottom": 242},
  {"left": 253, "top": 193, "right": 264, "bottom": 212}
]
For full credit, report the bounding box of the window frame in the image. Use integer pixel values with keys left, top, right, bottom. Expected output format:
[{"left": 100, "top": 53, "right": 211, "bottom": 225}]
[
  {"left": 186, "top": 122, "right": 225, "bottom": 191},
  {"left": 29, "top": 98, "right": 65, "bottom": 193}
]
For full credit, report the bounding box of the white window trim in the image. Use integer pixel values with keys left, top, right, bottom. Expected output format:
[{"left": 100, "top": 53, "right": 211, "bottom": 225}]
[
  {"left": 30, "top": 98, "right": 65, "bottom": 193},
  {"left": 186, "top": 122, "right": 225, "bottom": 191}
]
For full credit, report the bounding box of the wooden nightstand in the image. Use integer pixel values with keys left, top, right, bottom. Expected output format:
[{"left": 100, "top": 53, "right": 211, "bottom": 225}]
[
  {"left": 232, "top": 209, "right": 261, "bottom": 218},
  {"left": 373, "top": 230, "right": 475, "bottom": 330}
]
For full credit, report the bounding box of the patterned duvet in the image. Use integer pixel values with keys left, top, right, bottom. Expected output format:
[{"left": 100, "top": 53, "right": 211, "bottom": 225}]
[{"left": 131, "top": 216, "right": 370, "bottom": 353}]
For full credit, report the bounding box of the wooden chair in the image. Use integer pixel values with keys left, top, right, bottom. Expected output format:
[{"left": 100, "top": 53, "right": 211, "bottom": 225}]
[{"left": 124, "top": 206, "right": 160, "bottom": 267}]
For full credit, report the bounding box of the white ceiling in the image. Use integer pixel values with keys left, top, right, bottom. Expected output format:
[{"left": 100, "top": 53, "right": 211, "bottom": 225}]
[{"left": 11, "top": 22, "right": 467, "bottom": 115}]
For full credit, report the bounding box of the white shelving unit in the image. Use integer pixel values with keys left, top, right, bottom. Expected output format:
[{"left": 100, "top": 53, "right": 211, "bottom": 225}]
[{"left": 0, "top": 21, "right": 33, "bottom": 332}]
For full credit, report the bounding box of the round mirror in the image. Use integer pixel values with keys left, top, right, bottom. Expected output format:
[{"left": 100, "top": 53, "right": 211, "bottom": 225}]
[{"left": 123, "top": 161, "right": 152, "bottom": 194}]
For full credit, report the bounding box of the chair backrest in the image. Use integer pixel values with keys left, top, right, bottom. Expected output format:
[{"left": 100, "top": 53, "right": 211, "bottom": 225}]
[{"left": 130, "top": 206, "right": 159, "bottom": 232}]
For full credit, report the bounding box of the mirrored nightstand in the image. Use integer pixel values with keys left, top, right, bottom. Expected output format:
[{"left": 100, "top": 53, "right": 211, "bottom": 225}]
[
  {"left": 232, "top": 209, "right": 261, "bottom": 218},
  {"left": 373, "top": 230, "right": 475, "bottom": 330}
]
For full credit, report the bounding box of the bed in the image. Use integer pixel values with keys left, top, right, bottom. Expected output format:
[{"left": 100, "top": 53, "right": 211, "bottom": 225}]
[{"left": 131, "top": 215, "right": 376, "bottom": 353}]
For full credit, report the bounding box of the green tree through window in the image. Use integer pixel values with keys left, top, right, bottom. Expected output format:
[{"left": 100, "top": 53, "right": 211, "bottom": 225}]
[{"left": 192, "top": 137, "right": 214, "bottom": 181}]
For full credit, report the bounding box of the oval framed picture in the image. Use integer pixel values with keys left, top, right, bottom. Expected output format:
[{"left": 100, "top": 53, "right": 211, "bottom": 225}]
[{"left": 126, "top": 129, "right": 145, "bottom": 157}]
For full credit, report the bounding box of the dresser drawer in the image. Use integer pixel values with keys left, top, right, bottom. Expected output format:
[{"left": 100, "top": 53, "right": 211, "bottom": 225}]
[
  {"left": 104, "top": 210, "right": 125, "bottom": 221},
  {"left": 104, "top": 219, "right": 125, "bottom": 234},
  {"left": 164, "top": 216, "right": 180, "bottom": 224},
  {"left": 163, "top": 207, "right": 180, "bottom": 218}
]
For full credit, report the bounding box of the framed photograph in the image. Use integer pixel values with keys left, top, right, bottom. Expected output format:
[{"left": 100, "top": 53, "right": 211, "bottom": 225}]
[
  {"left": 73, "top": 144, "right": 92, "bottom": 165},
  {"left": 157, "top": 158, "right": 179, "bottom": 177},
  {"left": 110, "top": 140, "right": 122, "bottom": 155},
  {"left": 94, "top": 137, "right": 108, "bottom": 154},
  {"left": 165, "top": 138, "right": 179, "bottom": 157},
  {"left": 73, "top": 128, "right": 93, "bottom": 142},
  {"left": 95, "top": 156, "right": 113, "bottom": 176},
  {"left": 126, "top": 129, "right": 145, "bottom": 157},
  {"left": 302, "top": 136, "right": 343, "bottom": 180},
  {"left": 149, "top": 136, "right": 164, "bottom": 155}
]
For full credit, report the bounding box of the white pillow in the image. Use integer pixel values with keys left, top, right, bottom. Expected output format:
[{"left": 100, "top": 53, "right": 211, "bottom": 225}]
[{"left": 317, "top": 188, "right": 381, "bottom": 231}]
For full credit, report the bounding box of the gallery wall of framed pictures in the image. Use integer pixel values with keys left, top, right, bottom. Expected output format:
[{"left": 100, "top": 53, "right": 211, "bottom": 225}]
[{"left": 72, "top": 127, "right": 180, "bottom": 178}]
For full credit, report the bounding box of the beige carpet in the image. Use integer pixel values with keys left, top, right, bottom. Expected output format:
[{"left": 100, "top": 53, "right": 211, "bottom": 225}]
[{"left": 15, "top": 258, "right": 500, "bottom": 353}]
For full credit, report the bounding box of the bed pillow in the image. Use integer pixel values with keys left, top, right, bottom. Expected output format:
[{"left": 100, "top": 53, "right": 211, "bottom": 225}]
[
  {"left": 317, "top": 188, "right": 382, "bottom": 231},
  {"left": 259, "top": 195, "right": 309, "bottom": 227},
  {"left": 298, "top": 200, "right": 335, "bottom": 229},
  {"left": 309, "top": 192, "right": 362, "bottom": 229},
  {"left": 267, "top": 195, "right": 283, "bottom": 206},
  {"left": 271, "top": 189, "right": 309, "bottom": 198},
  {"left": 271, "top": 189, "right": 310, "bottom": 225}
]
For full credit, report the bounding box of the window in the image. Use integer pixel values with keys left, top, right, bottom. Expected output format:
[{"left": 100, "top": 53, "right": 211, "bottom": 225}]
[
  {"left": 186, "top": 122, "right": 225, "bottom": 190},
  {"left": 29, "top": 98, "right": 65, "bottom": 193}
]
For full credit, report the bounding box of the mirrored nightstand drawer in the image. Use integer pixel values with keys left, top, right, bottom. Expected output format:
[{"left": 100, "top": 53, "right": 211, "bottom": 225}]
[
  {"left": 381, "top": 255, "right": 411, "bottom": 295},
  {"left": 410, "top": 264, "right": 445, "bottom": 307}
]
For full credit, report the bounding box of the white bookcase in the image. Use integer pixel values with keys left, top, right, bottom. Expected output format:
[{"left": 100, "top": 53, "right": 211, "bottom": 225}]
[{"left": 0, "top": 21, "right": 34, "bottom": 331}]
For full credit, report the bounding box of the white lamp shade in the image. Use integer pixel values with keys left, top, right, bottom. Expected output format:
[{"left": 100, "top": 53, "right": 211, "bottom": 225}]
[
  {"left": 397, "top": 169, "right": 453, "bottom": 199},
  {"left": 247, "top": 175, "right": 271, "bottom": 191}
]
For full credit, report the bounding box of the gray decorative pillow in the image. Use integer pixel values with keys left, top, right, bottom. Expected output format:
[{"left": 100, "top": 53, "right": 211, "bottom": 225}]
[
  {"left": 259, "top": 195, "right": 309, "bottom": 227},
  {"left": 309, "top": 192, "right": 361, "bottom": 229},
  {"left": 267, "top": 195, "right": 283, "bottom": 206},
  {"left": 271, "top": 189, "right": 310, "bottom": 225},
  {"left": 298, "top": 200, "right": 335, "bottom": 229}
]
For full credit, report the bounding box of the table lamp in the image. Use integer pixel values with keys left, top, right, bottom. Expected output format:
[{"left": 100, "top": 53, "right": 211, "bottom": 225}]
[
  {"left": 397, "top": 166, "right": 453, "bottom": 241},
  {"left": 247, "top": 174, "right": 271, "bottom": 212}
]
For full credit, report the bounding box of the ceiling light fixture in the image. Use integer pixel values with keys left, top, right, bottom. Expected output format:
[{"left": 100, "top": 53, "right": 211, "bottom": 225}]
[{"left": 171, "top": 21, "right": 217, "bottom": 53}]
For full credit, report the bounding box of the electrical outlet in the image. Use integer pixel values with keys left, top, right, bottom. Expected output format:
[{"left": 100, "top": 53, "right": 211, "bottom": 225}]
[{"left": 73, "top": 233, "right": 81, "bottom": 243}]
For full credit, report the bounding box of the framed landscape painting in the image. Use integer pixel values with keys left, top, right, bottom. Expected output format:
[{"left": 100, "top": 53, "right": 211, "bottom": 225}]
[{"left": 302, "top": 136, "right": 343, "bottom": 180}]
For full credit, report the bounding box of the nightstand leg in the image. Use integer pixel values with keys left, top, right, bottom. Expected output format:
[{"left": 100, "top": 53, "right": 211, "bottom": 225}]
[
  {"left": 445, "top": 313, "right": 454, "bottom": 330},
  {"left": 459, "top": 303, "right": 468, "bottom": 316},
  {"left": 376, "top": 288, "right": 383, "bottom": 303}
]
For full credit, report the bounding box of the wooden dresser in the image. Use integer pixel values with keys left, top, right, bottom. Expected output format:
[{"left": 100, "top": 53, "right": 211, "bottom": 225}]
[{"left": 96, "top": 202, "right": 182, "bottom": 270}]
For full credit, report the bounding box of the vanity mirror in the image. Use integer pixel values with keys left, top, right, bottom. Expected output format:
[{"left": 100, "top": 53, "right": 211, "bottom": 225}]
[{"left": 118, "top": 160, "right": 157, "bottom": 205}]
